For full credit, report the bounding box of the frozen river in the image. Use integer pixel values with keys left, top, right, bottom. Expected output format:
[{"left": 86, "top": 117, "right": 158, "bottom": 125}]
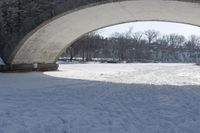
[{"left": 0, "top": 63, "right": 200, "bottom": 133}]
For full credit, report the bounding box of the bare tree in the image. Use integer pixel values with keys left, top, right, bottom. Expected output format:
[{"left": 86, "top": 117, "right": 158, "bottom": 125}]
[
  {"left": 110, "top": 32, "right": 130, "bottom": 61},
  {"left": 144, "top": 30, "right": 159, "bottom": 45},
  {"left": 189, "top": 35, "right": 200, "bottom": 46},
  {"left": 166, "top": 34, "right": 186, "bottom": 48},
  {"left": 131, "top": 32, "right": 143, "bottom": 43},
  {"left": 184, "top": 35, "right": 200, "bottom": 50}
]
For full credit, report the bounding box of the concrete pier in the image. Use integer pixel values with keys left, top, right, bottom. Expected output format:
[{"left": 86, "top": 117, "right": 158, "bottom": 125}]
[{"left": 0, "top": 64, "right": 58, "bottom": 72}]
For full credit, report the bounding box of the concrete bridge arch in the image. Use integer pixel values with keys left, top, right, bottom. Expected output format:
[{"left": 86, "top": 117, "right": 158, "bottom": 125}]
[{"left": 1, "top": 0, "right": 200, "bottom": 71}]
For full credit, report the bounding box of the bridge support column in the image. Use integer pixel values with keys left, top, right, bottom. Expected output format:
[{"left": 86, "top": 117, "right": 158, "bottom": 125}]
[{"left": 0, "top": 63, "right": 58, "bottom": 72}]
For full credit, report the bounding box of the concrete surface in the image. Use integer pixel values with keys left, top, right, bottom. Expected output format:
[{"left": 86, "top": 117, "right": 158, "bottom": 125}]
[{"left": 11, "top": 0, "right": 200, "bottom": 65}]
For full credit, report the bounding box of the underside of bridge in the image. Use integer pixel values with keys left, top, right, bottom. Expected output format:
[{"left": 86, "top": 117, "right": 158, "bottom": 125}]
[{"left": 0, "top": 0, "right": 200, "bottom": 71}]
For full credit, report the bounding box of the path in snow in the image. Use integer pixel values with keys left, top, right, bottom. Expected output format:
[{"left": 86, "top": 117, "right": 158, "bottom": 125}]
[{"left": 0, "top": 63, "right": 200, "bottom": 133}]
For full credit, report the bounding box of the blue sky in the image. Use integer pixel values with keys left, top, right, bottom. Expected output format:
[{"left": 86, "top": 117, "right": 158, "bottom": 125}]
[{"left": 98, "top": 21, "right": 200, "bottom": 38}]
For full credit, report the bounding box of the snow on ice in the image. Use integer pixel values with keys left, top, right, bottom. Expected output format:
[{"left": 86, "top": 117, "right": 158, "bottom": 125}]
[{"left": 0, "top": 63, "right": 200, "bottom": 133}]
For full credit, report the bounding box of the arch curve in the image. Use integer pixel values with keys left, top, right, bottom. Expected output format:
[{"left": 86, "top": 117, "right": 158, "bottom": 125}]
[{"left": 4, "top": 0, "right": 200, "bottom": 70}]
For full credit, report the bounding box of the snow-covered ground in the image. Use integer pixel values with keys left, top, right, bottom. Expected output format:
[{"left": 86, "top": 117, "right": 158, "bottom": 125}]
[
  {"left": 0, "top": 63, "right": 200, "bottom": 133},
  {"left": 51, "top": 63, "right": 200, "bottom": 86}
]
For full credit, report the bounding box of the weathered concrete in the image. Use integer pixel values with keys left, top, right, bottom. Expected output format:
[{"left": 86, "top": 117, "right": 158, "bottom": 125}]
[{"left": 1, "top": 0, "right": 200, "bottom": 71}]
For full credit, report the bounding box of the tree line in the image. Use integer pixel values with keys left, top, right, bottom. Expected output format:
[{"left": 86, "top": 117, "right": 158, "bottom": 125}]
[{"left": 63, "top": 29, "right": 200, "bottom": 63}]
